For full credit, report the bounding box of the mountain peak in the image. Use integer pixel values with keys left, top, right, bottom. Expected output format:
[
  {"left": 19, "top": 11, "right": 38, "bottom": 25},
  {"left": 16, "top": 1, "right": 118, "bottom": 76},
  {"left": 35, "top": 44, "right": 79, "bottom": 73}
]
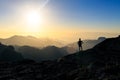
[
  {"left": 0, "top": 35, "right": 65, "bottom": 47},
  {"left": 94, "top": 36, "right": 120, "bottom": 52},
  {"left": 97, "top": 37, "right": 106, "bottom": 41},
  {"left": 9, "top": 35, "right": 25, "bottom": 39},
  {"left": 26, "top": 36, "right": 37, "bottom": 39}
]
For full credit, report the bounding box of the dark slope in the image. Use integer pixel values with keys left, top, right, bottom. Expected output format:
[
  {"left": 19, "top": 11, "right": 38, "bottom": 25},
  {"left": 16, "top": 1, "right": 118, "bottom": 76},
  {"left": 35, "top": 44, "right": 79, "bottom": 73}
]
[
  {"left": 0, "top": 43, "right": 24, "bottom": 62},
  {"left": 0, "top": 36, "right": 120, "bottom": 80},
  {"left": 16, "top": 46, "right": 68, "bottom": 61},
  {"left": 60, "top": 36, "right": 120, "bottom": 64}
]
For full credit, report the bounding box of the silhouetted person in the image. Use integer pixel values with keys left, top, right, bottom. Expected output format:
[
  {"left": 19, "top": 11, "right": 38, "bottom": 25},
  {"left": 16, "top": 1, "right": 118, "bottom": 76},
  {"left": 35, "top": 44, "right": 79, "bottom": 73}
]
[{"left": 78, "top": 38, "right": 83, "bottom": 52}]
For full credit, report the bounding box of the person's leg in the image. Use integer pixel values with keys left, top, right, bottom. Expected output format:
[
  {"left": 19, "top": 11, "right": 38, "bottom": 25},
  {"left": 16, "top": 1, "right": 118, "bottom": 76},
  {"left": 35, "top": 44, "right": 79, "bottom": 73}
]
[
  {"left": 81, "top": 46, "right": 83, "bottom": 51},
  {"left": 79, "top": 47, "right": 80, "bottom": 52}
]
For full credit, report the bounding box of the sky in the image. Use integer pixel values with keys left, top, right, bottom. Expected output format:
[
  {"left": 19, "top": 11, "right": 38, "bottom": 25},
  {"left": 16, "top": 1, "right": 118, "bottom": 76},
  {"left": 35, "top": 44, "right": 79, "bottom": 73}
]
[{"left": 0, "top": 0, "right": 120, "bottom": 42}]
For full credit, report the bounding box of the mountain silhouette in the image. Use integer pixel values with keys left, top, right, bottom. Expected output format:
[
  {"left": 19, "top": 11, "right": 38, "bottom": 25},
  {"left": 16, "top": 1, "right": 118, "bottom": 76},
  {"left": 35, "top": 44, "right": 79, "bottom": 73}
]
[
  {"left": 16, "top": 45, "right": 68, "bottom": 61},
  {"left": 59, "top": 36, "right": 120, "bottom": 64},
  {"left": 0, "top": 36, "right": 119, "bottom": 80},
  {"left": 0, "top": 35, "right": 65, "bottom": 48},
  {"left": 0, "top": 43, "right": 23, "bottom": 62}
]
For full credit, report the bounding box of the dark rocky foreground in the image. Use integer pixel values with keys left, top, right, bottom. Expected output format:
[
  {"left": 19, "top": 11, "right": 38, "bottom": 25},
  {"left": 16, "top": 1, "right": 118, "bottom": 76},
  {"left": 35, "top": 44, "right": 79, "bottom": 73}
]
[
  {"left": 0, "top": 59, "right": 120, "bottom": 80},
  {"left": 0, "top": 36, "right": 120, "bottom": 80}
]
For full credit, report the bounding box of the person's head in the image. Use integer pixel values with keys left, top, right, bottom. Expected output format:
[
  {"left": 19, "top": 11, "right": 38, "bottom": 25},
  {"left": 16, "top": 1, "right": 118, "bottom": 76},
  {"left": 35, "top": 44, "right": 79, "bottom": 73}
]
[{"left": 79, "top": 38, "right": 81, "bottom": 41}]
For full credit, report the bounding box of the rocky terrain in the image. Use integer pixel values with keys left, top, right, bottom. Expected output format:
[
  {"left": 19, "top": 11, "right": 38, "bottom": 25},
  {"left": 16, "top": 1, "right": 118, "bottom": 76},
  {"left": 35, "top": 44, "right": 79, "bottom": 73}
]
[{"left": 0, "top": 36, "right": 120, "bottom": 80}]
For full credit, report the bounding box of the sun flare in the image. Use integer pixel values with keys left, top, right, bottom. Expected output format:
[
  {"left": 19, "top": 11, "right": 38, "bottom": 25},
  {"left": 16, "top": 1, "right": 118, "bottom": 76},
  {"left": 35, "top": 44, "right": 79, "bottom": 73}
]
[
  {"left": 25, "top": 10, "right": 43, "bottom": 32},
  {"left": 27, "top": 11, "right": 42, "bottom": 25}
]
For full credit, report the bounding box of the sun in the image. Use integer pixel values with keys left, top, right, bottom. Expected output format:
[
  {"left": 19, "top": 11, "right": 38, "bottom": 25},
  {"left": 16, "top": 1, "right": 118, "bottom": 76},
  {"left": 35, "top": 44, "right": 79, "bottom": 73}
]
[
  {"left": 27, "top": 11, "right": 42, "bottom": 25},
  {"left": 26, "top": 10, "right": 43, "bottom": 32}
]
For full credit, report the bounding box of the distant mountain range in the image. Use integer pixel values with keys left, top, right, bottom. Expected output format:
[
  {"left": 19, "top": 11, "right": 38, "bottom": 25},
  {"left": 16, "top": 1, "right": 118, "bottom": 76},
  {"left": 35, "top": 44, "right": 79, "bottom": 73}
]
[
  {"left": 0, "top": 42, "right": 68, "bottom": 62},
  {"left": 15, "top": 45, "right": 68, "bottom": 61},
  {"left": 0, "top": 36, "right": 107, "bottom": 62},
  {"left": 0, "top": 36, "right": 119, "bottom": 79},
  {"left": 0, "top": 35, "right": 107, "bottom": 55},
  {"left": 0, "top": 35, "right": 65, "bottom": 48}
]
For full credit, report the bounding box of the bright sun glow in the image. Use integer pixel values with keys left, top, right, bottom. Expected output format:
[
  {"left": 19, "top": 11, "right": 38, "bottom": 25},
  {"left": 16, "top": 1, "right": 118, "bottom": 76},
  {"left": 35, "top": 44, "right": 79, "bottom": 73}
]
[{"left": 26, "top": 10, "right": 43, "bottom": 32}]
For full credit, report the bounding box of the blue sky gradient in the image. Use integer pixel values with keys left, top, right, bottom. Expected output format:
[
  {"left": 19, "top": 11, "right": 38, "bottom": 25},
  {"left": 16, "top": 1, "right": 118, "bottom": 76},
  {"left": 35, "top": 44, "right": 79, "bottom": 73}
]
[
  {"left": 47, "top": 0, "right": 120, "bottom": 25},
  {"left": 0, "top": 0, "right": 120, "bottom": 40},
  {"left": 0, "top": 0, "right": 120, "bottom": 26}
]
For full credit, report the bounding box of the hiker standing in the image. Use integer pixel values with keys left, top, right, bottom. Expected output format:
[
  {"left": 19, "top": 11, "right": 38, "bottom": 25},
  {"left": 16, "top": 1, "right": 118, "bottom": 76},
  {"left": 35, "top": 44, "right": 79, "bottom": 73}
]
[{"left": 78, "top": 38, "right": 83, "bottom": 51}]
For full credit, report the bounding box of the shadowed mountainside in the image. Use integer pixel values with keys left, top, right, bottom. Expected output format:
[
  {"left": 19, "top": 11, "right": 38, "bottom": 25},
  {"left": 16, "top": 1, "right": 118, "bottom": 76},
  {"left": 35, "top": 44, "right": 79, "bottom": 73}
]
[
  {"left": 0, "top": 36, "right": 119, "bottom": 79},
  {"left": 15, "top": 46, "right": 68, "bottom": 61},
  {"left": 60, "top": 36, "right": 119, "bottom": 64},
  {"left": 0, "top": 43, "right": 24, "bottom": 62}
]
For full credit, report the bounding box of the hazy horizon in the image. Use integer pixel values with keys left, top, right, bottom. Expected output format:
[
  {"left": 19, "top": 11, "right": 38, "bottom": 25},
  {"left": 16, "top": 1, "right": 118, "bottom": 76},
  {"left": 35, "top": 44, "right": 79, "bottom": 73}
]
[
  {"left": 0, "top": 0, "right": 120, "bottom": 43},
  {"left": 0, "top": 33, "right": 119, "bottom": 43}
]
